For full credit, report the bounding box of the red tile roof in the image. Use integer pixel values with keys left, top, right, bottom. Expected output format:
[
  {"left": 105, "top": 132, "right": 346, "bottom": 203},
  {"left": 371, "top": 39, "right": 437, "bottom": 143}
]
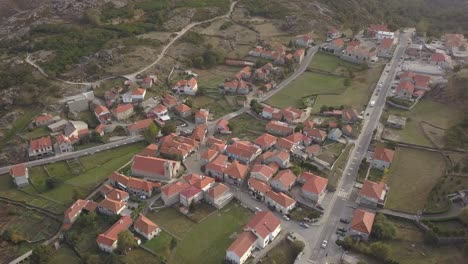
[
  {"left": 430, "top": 53, "right": 446, "bottom": 62},
  {"left": 132, "top": 88, "right": 146, "bottom": 96},
  {"left": 379, "top": 38, "right": 394, "bottom": 49},
  {"left": 373, "top": 146, "right": 395, "bottom": 163},
  {"left": 266, "top": 120, "right": 292, "bottom": 134},
  {"left": 251, "top": 164, "right": 275, "bottom": 180},
  {"left": 212, "top": 154, "right": 228, "bottom": 165},
  {"left": 140, "top": 144, "right": 158, "bottom": 157},
  {"left": 192, "top": 124, "right": 207, "bottom": 142},
  {"left": 266, "top": 191, "right": 296, "bottom": 208},
  {"left": 414, "top": 74, "right": 431, "bottom": 88},
  {"left": 305, "top": 144, "right": 321, "bottom": 156},
  {"left": 207, "top": 183, "right": 230, "bottom": 199},
  {"left": 112, "top": 104, "right": 133, "bottom": 114},
  {"left": 106, "top": 188, "right": 129, "bottom": 202},
  {"left": 180, "top": 186, "right": 202, "bottom": 199},
  {"left": 175, "top": 103, "right": 191, "bottom": 113},
  {"left": 300, "top": 171, "right": 320, "bottom": 183},
  {"left": 30, "top": 136, "right": 52, "bottom": 151},
  {"left": 193, "top": 176, "right": 215, "bottom": 190},
  {"left": 359, "top": 180, "right": 386, "bottom": 200},
  {"left": 397, "top": 81, "right": 415, "bottom": 94},
  {"left": 35, "top": 115, "right": 53, "bottom": 123},
  {"left": 98, "top": 198, "right": 126, "bottom": 214},
  {"left": 64, "top": 199, "right": 89, "bottom": 221},
  {"left": 109, "top": 172, "right": 130, "bottom": 186},
  {"left": 304, "top": 128, "right": 327, "bottom": 139},
  {"left": 174, "top": 78, "right": 197, "bottom": 88},
  {"left": 332, "top": 38, "right": 345, "bottom": 47},
  {"left": 10, "top": 164, "right": 27, "bottom": 177},
  {"left": 134, "top": 214, "right": 159, "bottom": 236},
  {"left": 201, "top": 149, "right": 219, "bottom": 161},
  {"left": 275, "top": 138, "right": 295, "bottom": 150},
  {"left": 184, "top": 173, "right": 203, "bottom": 185},
  {"left": 225, "top": 161, "right": 248, "bottom": 180},
  {"left": 132, "top": 155, "right": 179, "bottom": 176},
  {"left": 96, "top": 215, "right": 132, "bottom": 247},
  {"left": 248, "top": 178, "right": 272, "bottom": 194},
  {"left": 161, "top": 181, "right": 190, "bottom": 197},
  {"left": 302, "top": 175, "right": 328, "bottom": 195},
  {"left": 351, "top": 209, "right": 375, "bottom": 234},
  {"left": 127, "top": 119, "right": 153, "bottom": 132},
  {"left": 227, "top": 231, "right": 257, "bottom": 258},
  {"left": 245, "top": 211, "right": 281, "bottom": 239},
  {"left": 273, "top": 170, "right": 296, "bottom": 188},
  {"left": 95, "top": 105, "right": 110, "bottom": 116}
]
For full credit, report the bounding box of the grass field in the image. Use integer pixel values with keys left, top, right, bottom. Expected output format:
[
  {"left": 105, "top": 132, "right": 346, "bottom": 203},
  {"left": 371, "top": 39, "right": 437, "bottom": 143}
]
[
  {"left": 309, "top": 52, "right": 362, "bottom": 73},
  {"left": 21, "top": 127, "right": 50, "bottom": 140},
  {"left": 169, "top": 202, "right": 252, "bottom": 264},
  {"left": 218, "top": 113, "right": 267, "bottom": 141},
  {"left": 45, "top": 143, "right": 145, "bottom": 205},
  {"left": 267, "top": 72, "right": 346, "bottom": 108},
  {"left": 385, "top": 147, "right": 446, "bottom": 213},
  {"left": 0, "top": 107, "right": 39, "bottom": 150},
  {"left": 260, "top": 239, "right": 303, "bottom": 264},
  {"left": 143, "top": 231, "right": 174, "bottom": 259},
  {"left": 147, "top": 208, "right": 196, "bottom": 239},
  {"left": 316, "top": 142, "right": 346, "bottom": 165},
  {"left": 49, "top": 245, "right": 81, "bottom": 264},
  {"left": 383, "top": 99, "right": 463, "bottom": 147},
  {"left": 192, "top": 95, "right": 240, "bottom": 119},
  {"left": 425, "top": 175, "right": 468, "bottom": 213},
  {"left": 313, "top": 65, "right": 383, "bottom": 113},
  {"left": 121, "top": 249, "right": 161, "bottom": 264},
  {"left": 327, "top": 144, "right": 353, "bottom": 188},
  {"left": 383, "top": 217, "right": 468, "bottom": 264}
]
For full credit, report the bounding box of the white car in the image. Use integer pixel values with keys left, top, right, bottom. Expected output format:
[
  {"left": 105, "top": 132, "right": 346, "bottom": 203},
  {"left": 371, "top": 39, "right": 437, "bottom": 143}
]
[{"left": 321, "top": 240, "right": 328, "bottom": 249}]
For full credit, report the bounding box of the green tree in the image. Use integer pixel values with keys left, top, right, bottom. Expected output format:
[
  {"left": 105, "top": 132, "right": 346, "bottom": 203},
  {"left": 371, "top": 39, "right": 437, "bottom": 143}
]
[
  {"left": 30, "top": 245, "right": 53, "bottom": 264},
  {"left": 295, "top": 123, "right": 304, "bottom": 132},
  {"left": 370, "top": 242, "right": 390, "bottom": 261},
  {"left": 459, "top": 207, "right": 468, "bottom": 225},
  {"left": 117, "top": 230, "right": 137, "bottom": 255},
  {"left": 144, "top": 122, "right": 159, "bottom": 143},
  {"left": 90, "top": 131, "right": 104, "bottom": 143},
  {"left": 185, "top": 97, "right": 193, "bottom": 108},
  {"left": 344, "top": 78, "right": 352, "bottom": 87},
  {"left": 46, "top": 177, "right": 60, "bottom": 189},
  {"left": 371, "top": 214, "right": 396, "bottom": 240},
  {"left": 161, "top": 121, "right": 177, "bottom": 136}
]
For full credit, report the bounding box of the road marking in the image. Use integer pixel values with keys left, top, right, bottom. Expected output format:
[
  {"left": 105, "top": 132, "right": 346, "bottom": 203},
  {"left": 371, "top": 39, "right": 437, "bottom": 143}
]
[{"left": 336, "top": 189, "right": 350, "bottom": 199}]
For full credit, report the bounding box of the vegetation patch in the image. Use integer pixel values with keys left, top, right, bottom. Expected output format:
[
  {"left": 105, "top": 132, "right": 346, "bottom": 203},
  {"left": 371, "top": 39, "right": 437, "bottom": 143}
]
[
  {"left": 426, "top": 176, "right": 468, "bottom": 213},
  {"left": 259, "top": 239, "right": 305, "bottom": 264},
  {"left": 385, "top": 147, "right": 446, "bottom": 214},
  {"left": 218, "top": 113, "right": 267, "bottom": 141}
]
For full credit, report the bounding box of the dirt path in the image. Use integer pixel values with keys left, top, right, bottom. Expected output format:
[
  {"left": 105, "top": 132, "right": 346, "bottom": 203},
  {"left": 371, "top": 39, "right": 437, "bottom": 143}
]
[{"left": 25, "top": 1, "right": 238, "bottom": 87}]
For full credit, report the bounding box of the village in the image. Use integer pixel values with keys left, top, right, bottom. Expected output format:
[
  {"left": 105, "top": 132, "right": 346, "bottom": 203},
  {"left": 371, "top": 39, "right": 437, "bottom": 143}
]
[{"left": 1, "top": 5, "right": 468, "bottom": 263}]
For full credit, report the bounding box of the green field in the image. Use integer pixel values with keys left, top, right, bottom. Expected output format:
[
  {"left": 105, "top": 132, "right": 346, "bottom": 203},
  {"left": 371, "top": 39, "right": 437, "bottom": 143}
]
[
  {"left": 383, "top": 99, "right": 463, "bottom": 147},
  {"left": 147, "top": 208, "right": 196, "bottom": 239},
  {"left": 1, "top": 143, "right": 145, "bottom": 207},
  {"left": 267, "top": 72, "right": 346, "bottom": 108},
  {"left": 383, "top": 217, "right": 467, "bottom": 264},
  {"left": 49, "top": 246, "right": 81, "bottom": 264},
  {"left": 426, "top": 175, "right": 468, "bottom": 213},
  {"left": 21, "top": 127, "right": 50, "bottom": 141},
  {"left": 260, "top": 239, "right": 304, "bottom": 264},
  {"left": 143, "top": 231, "right": 174, "bottom": 259},
  {"left": 218, "top": 113, "right": 267, "bottom": 141},
  {"left": 327, "top": 144, "right": 353, "bottom": 188},
  {"left": 385, "top": 147, "right": 446, "bottom": 214},
  {"left": 313, "top": 65, "right": 383, "bottom": 113},
  {"left": 0, "top": 107, "right": 39, "bottom": 150},
  {"left": 309, "top": 52, "right": 362, "bottom": 73},
  {"left": 169, "top": 202, "right": 252, "bottom": 264},
  {"left": 191, "top": 95, "right": 241, "bottom": 119}
]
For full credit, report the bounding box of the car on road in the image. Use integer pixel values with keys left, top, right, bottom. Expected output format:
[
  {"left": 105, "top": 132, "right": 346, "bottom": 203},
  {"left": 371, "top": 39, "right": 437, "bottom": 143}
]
[
  {"left": 316, "top": 204, "right": 324, "bottom": 210},
  {"left": 378, "top": 82, "right": 383, "bottom": 87},
  {"left": 369, "top": 100, "right": 375, "bottom": 107},
  {"left": 340, "top": 218, "right": 351, "bottom": 224},
  {"left": 321, "top": 240, "right": 328, "bottom": 248},
  {"left": 300, "top": 222, "right": 310, "bottom": 228},
  {"left": 336, "top": 230, "right": 346, "bottom": 236},
  {"left": 337, "top": 227, "right": 347, "bottom": 232},
  {"left": 283, "top": 215, "right": 290, "bottom": 221}
]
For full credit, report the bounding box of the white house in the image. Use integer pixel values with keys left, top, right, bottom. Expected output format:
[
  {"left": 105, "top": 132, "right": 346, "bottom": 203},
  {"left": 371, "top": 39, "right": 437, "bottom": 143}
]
[
  {"left": 301, "top": 174, "right": 328, "bottom": 203},
  {"left": 371, "top": 146, "right": 395, "bottom": 170},
  {"left": 133, "top": 214, "right": 161, "bottom": 240},
  {"left": 264, "top": 191, "right": 296, "bottom": 214},
  {"left": 10, "top": 164, "right": 29, "bottom": 187},
  {"left": 172, "top": 78, "right": 198, "bottom": 95}
]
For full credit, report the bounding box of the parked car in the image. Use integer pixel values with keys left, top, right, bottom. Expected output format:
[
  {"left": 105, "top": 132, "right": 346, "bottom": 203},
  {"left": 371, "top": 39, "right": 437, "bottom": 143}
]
[
  {"left": 340, "top": 218, "right": 351, "bottom": 224},
  {"left": 300, "top": 222, "right": 310, "bottom": 228},
  {"left": 283, "top": 215, "right": 290, "bottom": 221},
  {"left": 316, "top": 204, "right": 324, "bottom": 210},
  {"left": 321, "top": 240, "right": 328, "bottom": 248},
  {"left": 337, "top": 227, "right": 347, "bottom": 232},
  {"left": 255, "top": 207, "right": 262, "bottom": 212},
  {"left": 336, "top": 230, "right": 346, "bottom": 236}
]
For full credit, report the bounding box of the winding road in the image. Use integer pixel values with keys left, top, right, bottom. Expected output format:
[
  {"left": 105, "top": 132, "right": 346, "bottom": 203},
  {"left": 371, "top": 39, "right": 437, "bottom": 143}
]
[{"left": 25, "top": 1, "right": 238, "bottom": 87}]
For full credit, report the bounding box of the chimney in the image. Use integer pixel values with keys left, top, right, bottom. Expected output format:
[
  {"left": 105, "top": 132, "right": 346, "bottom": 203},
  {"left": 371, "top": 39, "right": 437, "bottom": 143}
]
[{"left": 117, "top": 193, "right": 120, "bottom": 200}]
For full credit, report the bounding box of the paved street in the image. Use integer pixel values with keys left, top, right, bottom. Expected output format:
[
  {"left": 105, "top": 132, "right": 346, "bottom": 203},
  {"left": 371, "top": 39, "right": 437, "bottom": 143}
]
[
  {"left": 298, "top": 30, "right": 413, "bottom": 264},
  {"left": 0, "top": 135, "right": 144, "bottom": 175}
]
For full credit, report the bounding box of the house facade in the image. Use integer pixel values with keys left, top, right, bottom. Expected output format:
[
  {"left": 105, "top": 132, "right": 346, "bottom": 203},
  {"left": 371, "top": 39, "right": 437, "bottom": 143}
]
[
  {"left": 10, "top": 164, "right": 29, "bottom": 187},
  {"left": 28, "top": 136, "right": 54, "bottom": 159}
]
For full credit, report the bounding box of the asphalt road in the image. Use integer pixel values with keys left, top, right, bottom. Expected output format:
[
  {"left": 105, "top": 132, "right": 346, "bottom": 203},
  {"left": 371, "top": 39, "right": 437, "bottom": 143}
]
[
  {"left": 300, "top": 31, "right": 413, "bottom": 264},
  {"left": 0, "top": 136, "right": 144, "bottom": 175}
]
